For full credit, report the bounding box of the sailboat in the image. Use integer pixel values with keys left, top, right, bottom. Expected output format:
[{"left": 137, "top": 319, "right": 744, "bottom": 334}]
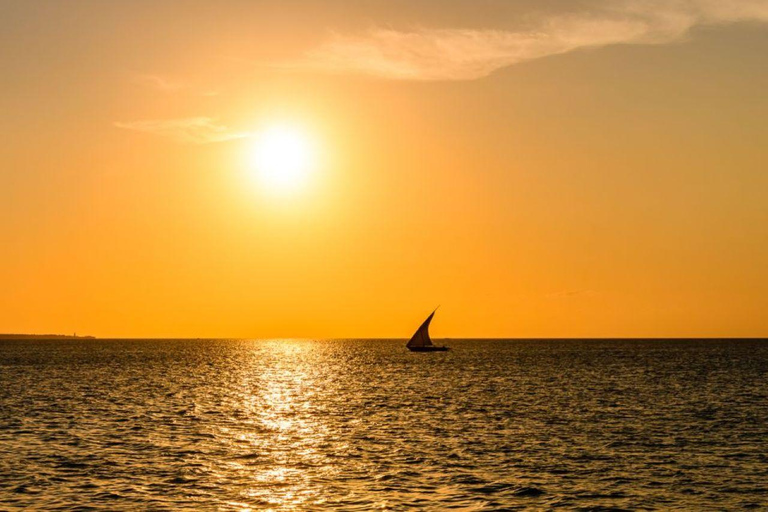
[{"left": 406, "top": 309, "right": 449, "bottom": 352}]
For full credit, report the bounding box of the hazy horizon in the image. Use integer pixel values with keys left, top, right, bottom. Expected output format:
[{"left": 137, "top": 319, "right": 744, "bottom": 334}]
[{"left": 2, "top": 333, "right": 767, "bottom": 341}]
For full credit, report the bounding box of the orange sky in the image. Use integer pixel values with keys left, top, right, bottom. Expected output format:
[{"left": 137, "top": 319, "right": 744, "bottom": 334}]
[{"left": 1, "top": 0, "right": 767, "bottom": 338}]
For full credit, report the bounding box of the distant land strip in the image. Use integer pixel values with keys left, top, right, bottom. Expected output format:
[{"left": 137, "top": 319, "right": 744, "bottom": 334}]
[{"left": 0, "top": 334, "right": 96, "bottom": 339}]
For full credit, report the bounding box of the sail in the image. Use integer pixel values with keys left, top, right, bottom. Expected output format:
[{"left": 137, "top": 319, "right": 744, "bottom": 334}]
[{"left": 406, "top": 310, "right": 436, "bottom": 348}]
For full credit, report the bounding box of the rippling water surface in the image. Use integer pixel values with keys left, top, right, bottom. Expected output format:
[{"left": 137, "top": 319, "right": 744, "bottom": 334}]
[{"left": 1, "top": 339, "right": 767, "bottom": 510}]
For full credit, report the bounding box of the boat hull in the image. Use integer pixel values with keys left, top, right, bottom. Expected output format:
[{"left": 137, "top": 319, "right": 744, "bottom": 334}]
[{"left": 408, "top": 346, "right": 449, "bottom": 352}]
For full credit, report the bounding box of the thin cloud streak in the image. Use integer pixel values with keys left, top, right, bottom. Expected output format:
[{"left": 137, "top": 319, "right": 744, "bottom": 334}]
[
  {"left": 133, "top": 74, "right": 219, "bottom": 97},
  {"left": 296, "top": 0, "right": 768, "bottom": 81},
  {"left": 133, "top": 74, "right": 186, "bottom": 92},
  {"left": 114, "top": 117, "right": 249, "bottom": 144}
]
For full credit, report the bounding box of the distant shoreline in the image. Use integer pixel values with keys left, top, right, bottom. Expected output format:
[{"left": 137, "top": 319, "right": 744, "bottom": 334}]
[{"left": 0, "top": 334, "right": 96, "bottom": 340}]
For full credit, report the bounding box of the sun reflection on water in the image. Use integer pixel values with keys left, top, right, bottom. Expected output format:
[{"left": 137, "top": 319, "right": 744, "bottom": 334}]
[{"left": 223, "top": 340, "right": 331, "bottom": 510}]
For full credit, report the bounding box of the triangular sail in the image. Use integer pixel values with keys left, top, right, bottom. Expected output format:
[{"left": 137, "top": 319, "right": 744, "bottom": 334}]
[{"left": 406, "top": 310, "right": 436, "bottom": 348}]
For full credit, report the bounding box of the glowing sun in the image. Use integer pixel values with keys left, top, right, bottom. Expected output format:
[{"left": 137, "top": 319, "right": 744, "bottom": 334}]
[{"left": 249, "top": 125, "right": 317, "bottom": 194}]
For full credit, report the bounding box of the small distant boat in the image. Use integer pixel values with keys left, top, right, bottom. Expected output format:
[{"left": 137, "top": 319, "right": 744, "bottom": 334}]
[{"left": 406, "top": 309, "right": 449, "bottom": 352}]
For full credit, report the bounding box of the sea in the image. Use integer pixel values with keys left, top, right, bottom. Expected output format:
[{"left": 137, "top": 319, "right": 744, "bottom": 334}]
[{"left": 1, "top": 338, "right": 767, "bottom": 510}]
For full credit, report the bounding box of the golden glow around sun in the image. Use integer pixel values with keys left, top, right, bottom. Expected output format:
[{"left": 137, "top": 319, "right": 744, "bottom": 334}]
[{"left": 249, "top": 125, "right": 317, "bottom": 194}]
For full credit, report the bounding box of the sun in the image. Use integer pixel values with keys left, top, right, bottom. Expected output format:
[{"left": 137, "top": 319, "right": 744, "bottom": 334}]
[{"left": 249, "top": 124, "right": 317, "bottom": 194}]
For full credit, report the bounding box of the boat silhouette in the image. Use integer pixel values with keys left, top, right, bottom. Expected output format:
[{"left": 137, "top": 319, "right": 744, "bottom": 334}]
[{"left": 406, "top": 309, "right": 449, "bottom": 352}]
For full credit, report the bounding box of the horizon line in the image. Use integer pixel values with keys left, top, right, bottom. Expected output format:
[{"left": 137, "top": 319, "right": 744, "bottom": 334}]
[{"left": 2, "top": 335, "right": 767, "bottom": 341}]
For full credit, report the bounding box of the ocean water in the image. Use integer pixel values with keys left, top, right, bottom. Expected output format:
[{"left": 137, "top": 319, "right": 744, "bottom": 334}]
[{"left": 1, "top": 339, "right": 767, "bottom": 510}]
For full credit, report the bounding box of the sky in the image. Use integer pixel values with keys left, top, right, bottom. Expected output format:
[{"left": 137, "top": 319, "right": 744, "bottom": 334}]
[{"left": 1, "top": 0, "right": 767, "bottom": 338}]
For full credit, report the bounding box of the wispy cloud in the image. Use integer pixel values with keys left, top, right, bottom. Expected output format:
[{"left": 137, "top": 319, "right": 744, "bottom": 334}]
[
  {"left": 133, "top": 74, "right": 186, "bottom": 92},
  {"left": 114, "top": 117, "right": 249, "bottom": 144},
  {"left": 133, "top": 74, "right": 219, "bottom": 97},
  {"left": 295, "top": 0, "right": 768, "bottom": 81}
]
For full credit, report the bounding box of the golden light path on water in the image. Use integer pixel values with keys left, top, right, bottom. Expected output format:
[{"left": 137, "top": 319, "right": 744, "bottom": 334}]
[{"left": 220, "top": 341, "right": 334, "bottom": 510}]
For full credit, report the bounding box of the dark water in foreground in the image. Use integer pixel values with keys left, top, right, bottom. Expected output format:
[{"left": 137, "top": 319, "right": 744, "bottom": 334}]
[{"left": 1, "top": 339, "right": 767, "bottom": 510}]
